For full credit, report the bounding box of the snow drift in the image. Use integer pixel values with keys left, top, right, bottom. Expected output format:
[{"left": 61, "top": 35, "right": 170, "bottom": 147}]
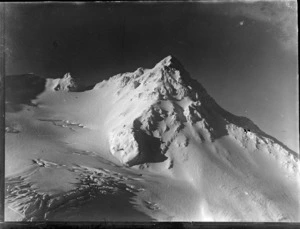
[{"left": 5, "top": 55, "right": 299, "bottom": 222}]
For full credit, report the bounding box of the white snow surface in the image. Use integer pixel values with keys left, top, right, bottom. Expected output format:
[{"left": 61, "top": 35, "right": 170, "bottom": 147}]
[{"left": 5, "top": 55, "right": 300, "bottom": 222}]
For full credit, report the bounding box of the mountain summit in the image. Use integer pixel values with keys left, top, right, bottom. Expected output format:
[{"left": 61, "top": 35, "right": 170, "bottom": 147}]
[
  {"left": 96, "top": 56, "right": 297, "bottom": 170},
  {"left": 155, "top": 55, "right": 190, "bottom": 74}
]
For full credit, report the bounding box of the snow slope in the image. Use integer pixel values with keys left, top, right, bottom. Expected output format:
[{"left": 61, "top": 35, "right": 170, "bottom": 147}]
[{"left": 5, "top": 55, "right": 299, "bottom": 222}]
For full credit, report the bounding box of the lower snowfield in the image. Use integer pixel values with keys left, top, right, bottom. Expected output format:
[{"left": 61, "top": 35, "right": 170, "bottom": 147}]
[
  {"left": 5, "top": 59, "right": 300, "bottom": 221},
  {"left": 5, "top": 83, "right": 198, "bottom": 221}
]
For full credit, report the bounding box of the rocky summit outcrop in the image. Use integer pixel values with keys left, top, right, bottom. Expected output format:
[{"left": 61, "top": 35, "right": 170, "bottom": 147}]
[{"left": 46, "top": 73, "right": 78, "bottom": 92}]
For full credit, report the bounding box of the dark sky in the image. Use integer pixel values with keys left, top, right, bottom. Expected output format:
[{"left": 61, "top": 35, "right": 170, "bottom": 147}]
[{"left": 5, "top": 2, "right": 298, "bottom": 151}]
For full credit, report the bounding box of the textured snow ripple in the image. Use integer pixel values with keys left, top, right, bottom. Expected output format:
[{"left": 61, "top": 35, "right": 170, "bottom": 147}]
[{"left": 5, "top": 160, "right": 147, "bottom": 221}]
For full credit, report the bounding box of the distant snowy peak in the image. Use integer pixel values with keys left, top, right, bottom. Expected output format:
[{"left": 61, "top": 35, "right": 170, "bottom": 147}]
[{"left": 47, "top": 73, "right": 78, "bottom": 92}]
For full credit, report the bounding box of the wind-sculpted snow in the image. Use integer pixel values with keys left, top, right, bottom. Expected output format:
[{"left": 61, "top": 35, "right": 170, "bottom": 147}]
[
  {"left": 226, "top": 124, "right": 298, "bottom": 174},
  {"left": 6, "top": 159, "right": 149, "bottom": 221},
  {"left": 5, "top": 125, "right": 21, "bottom": 134},
  {"left": 5, "top": 55, "right": 299, "bottom": 221},
  {"left": 38, "top": 119, "right": 86, "bottom": 131}
]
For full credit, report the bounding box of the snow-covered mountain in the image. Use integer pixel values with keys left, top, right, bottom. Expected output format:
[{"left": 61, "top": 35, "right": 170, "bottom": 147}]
[
  {"left": 5, "top": 72, "right": 89, "bottom": 103},
  {"left": 5, "top": 56, "right": 299, "bottom": 222},
  {"left": 98, "top": 56, "right": 298, "bottom": 169}
]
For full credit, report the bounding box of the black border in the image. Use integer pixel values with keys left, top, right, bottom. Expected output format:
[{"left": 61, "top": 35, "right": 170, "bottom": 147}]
[
  {"left": 0, "top": 2, "right": 299, "bottom": 229},
  {"left": 0, "top": 1, "right": 5, "bottom": 224},
  {"left": 1, "top": 222, "right": 300, "bottom": 229}
]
